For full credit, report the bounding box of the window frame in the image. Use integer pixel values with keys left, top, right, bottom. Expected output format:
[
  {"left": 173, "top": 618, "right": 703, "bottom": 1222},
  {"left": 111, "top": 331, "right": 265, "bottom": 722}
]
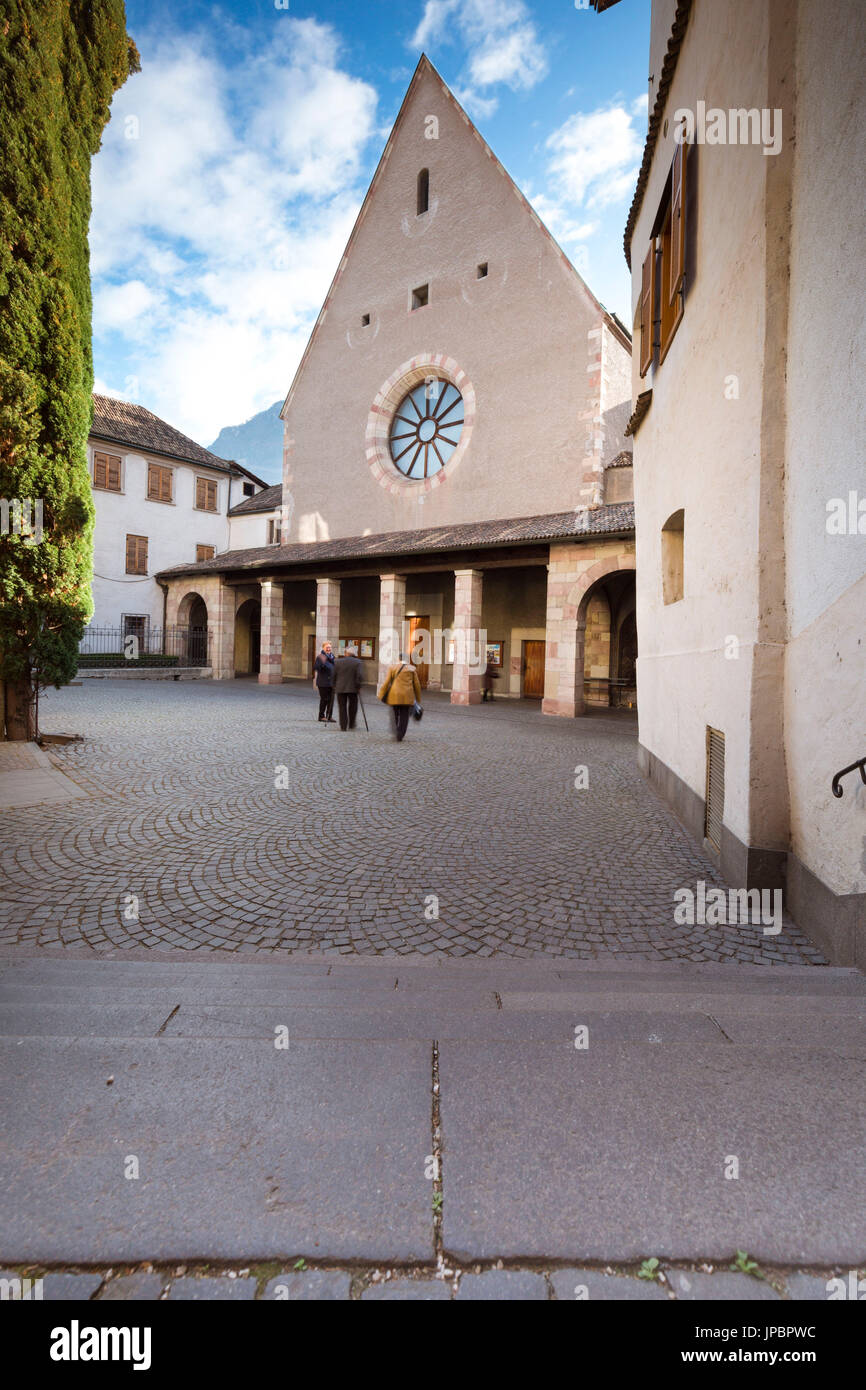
[
  {"left": 267, "top": 518, "right": 281, "bottom": 546},
  {"left": 92, "top": 449, "right": 123, "bottom": 493},
  {"left": 146, "top": 461, "right": 174, "bottom": 504},
  {"left": 195, "top": 544, "right": 215, "bottom": 563},
  {"left": 194, "top": 475, "right": 220, "bottom": 513},
  {"left": 125, "top": 533, "right": 148, "bottom": 576}
]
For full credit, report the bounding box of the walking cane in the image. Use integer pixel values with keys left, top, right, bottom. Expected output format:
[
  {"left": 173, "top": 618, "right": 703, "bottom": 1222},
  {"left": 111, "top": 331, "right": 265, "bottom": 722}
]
[{"left": 358, "top": 690, "right": 369, "bottom": 731}]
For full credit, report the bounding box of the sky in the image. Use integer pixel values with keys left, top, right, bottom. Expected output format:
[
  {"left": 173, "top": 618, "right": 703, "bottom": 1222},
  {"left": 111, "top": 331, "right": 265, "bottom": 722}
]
[{"left": 91, "top": 0, "right": 650, "bottom": 446}]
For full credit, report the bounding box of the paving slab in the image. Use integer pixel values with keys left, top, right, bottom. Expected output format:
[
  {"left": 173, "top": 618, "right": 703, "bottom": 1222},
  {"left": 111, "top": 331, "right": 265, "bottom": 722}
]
[
  {"left": 0, "top": 1003, "right": 177, "bottom": 1037},
  {"left": 549, "top": 1268, "right": 670, "bottom": 1300},
  {"left": 0, "top": 768, "right": 87, "bottom": 809},
  {"left": 455, "top": 1271, "right": 548, "bottom": 1300},
  {"left": 785, "top": 1273, "right": 837, "bottom": 1301},
  {"left": 0, "top": 1037, "right": 433, "bottom": 1264},
  {"left": 167, "top": 1277, "right": 256, "bottom": 1300},
  {"left": 440, "top": 1042, "right": 866, "bottom": 1265},
  {"left": 264, "top": 1270, "right": 352, "bottom": 1300},
  {"left": 41, "top": 1272, "right": 104, "bottom": 1300},
  {"left": 361, "top": 1278, "right": 451, "bottom": 1300},
  {"left": 669, "top": 1270, "right": 780, "bottom": 1300},
  {"left": 98, "top": 1273, "right": 167, "bottom": 1300}
]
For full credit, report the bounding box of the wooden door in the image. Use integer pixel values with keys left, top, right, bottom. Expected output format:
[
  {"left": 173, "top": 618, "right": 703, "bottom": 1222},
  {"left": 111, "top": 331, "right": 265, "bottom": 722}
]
[
  {"left": 522, "top": 640, "right": 545, "bottom": 699},
  {"left": 306, "top": 632, "right": 316, "bottom": 678},
  {"left": 408, "top": 614, "right": 429, "bottom": 688}
]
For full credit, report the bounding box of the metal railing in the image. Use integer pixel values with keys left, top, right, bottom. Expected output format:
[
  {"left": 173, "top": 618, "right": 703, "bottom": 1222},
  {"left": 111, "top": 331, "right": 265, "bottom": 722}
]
[
  {"left": 832, "top": 757, "right": 866, "bottom": 799},
  {"left": 78, "top": 624, "right": 212, "bottom": 668},
  {"left": 583, "top": 676, "right": 637, "bottom": 709}
]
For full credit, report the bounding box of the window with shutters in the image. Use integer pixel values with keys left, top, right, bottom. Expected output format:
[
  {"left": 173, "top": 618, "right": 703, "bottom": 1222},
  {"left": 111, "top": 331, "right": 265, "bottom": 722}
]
[
  {"left": 267, "top": 518, "right": 281, "bottom": 545},
  {"left": 705, "top": 727, "right": 725, "bottom": 851},
  {"left": 638, "top": 139, "right": 688, "bottom": 376},
  {"left": 125, "top": 534, "right": 148, "bottom": 575},
  {"left": 147, "top": 463, "right": 173, "bottom": 502},
  {"left": 196, "top": 544, "right": 215, "bottom": 562},
  {"left": 195, "top": 477, "right": 218, "bottom": 512},
  {"left": 93, "top": 451, "right": 122, "bottom": 492},
  {"left": 661, "top": 509, "right": 684, "bottom": 604}
]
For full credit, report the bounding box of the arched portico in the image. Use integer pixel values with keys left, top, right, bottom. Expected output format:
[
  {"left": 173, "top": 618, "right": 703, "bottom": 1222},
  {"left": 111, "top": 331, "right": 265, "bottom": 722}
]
[
  {"left": 174, "top": 590, "right": 209, "bottom": 666},
  {"left": 543, "top": 541, "right": 636, "bottom": 717}
]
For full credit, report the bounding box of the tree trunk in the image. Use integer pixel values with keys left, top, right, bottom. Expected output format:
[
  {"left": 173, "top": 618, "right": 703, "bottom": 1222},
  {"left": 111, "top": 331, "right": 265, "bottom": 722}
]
[{"left": 2, "top": 676, "right": 36, "bottom": 741}]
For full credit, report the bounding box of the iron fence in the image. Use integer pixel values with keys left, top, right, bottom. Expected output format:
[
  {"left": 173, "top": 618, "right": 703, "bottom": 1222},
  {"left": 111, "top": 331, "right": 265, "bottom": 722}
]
[{"left": 78, "top": 624, "right": 212, "bottom": 668}]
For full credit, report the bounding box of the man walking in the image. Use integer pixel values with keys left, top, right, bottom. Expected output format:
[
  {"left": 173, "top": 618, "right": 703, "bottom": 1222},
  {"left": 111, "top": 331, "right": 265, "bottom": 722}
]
[
  {"left": 333, "top": 642, "right": 364, "bottom": 731},
  {"left": 313, "top": 641, "right": 336, "bottom": 722}
]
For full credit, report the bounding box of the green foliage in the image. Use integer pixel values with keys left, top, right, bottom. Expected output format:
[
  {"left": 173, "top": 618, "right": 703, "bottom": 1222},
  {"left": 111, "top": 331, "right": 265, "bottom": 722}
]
[
  {"left": 730, "top": 1250, "right": 762, "bottom": 1279},
  {"left": 0, "top": 1, "right": 137, "bottom": 698},
  {"left": 637, "top": 1257, "right": 661, "bottom": 1281}
]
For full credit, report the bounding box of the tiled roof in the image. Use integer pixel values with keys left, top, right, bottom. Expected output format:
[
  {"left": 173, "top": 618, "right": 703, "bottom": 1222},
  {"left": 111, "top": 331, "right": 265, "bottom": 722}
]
[
  {"left": 90, "top": 395, "right": 235, "bottom": 473},
  {"left": 229, "top": 483, "right": 282, "bottom": 516},
  {"left": 157, "top": 503, "right": 635, "bottom": 579},
  {"left": 605, "top": 451, "right": 633, "bottom": 470}
]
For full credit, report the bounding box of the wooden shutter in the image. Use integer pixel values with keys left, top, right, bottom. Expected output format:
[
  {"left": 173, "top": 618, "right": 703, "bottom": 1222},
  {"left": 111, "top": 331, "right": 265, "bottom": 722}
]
[
  {"left": 196, "top": 544, "right": 214, "bottom": 562},
  {"left": 704, "top": 727, "right": 725, "bottom": 850},
  {"left": 639, "top": 245, "right": 655, "bottom": 377},
  {"left": 148, "top": 463, "right": 172, "bottom": 501},
  {"left": 93, "top": 452, "right": 121, "bottom": 490},
  {"left": 125, "top": 534, "right": 148, "bottom": 575},
  {"left": 669, "top": 140, "right": 687, "bottom": 304},
  {"left": 196, "top": 477, "right": 217, "bottom": 511}
]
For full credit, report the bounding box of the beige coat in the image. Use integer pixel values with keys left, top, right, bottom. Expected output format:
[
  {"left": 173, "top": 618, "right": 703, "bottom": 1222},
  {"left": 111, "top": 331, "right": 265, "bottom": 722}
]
[{"left": 377, "top": 662, "right": 422, "bottom": 706}]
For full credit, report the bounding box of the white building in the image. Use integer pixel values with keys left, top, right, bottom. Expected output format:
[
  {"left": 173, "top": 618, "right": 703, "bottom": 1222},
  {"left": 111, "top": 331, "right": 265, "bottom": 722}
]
[{"left": 86, "top": 394, "right": 267, "bottom": 647}]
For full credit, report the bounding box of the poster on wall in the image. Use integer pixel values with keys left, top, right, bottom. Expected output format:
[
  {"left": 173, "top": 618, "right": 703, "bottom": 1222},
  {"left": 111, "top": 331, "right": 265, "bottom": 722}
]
[{"left": 486, "top": 641, "right": 504, "bottom": 667}]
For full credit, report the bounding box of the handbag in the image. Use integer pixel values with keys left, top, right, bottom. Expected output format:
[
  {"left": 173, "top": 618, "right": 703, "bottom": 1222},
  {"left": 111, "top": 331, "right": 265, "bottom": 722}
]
[
  {"left": 413, "top": 701, "right": 423, "bottom": 721},
  {"left": 379, "top": 663, "right": 405, "bottom": 703}
]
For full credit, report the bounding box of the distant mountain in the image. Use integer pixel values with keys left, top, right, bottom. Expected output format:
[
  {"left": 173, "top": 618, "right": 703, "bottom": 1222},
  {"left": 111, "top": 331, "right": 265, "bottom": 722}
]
[{"left": 208, "top": 400, "right": 283, "bottom": 484}]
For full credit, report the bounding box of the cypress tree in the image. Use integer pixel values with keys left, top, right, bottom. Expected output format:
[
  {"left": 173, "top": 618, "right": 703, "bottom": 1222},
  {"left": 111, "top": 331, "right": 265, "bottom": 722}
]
[{"left": 0, "top": 1, "right": 139, "bottom": 738}]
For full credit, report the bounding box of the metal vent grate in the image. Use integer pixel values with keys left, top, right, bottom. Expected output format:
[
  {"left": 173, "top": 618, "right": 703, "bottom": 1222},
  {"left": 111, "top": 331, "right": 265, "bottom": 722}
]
[{"left": 705, "top": 727, "right": 725, "bottom": 850}]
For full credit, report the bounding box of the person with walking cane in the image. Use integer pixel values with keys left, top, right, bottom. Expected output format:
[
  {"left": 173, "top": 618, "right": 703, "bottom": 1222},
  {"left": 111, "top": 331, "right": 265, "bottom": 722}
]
[
  {"left": 377, "top": 651, "right": 423, "bottom": 742},
  {"left": 333, "top": 641, "right": 363, "bottom": 731}
]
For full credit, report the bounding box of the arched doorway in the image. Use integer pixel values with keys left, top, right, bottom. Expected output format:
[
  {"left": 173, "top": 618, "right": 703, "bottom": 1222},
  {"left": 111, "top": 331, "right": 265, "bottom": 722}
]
[
  {"left": 175, "top": 592, "right": 209, "bottom": 667},
  {"left": 234, "top": 598, "right": 262, "bottom": 676},
  {"left": 579, "top": 569, "right": 637, "bottom": 710}
]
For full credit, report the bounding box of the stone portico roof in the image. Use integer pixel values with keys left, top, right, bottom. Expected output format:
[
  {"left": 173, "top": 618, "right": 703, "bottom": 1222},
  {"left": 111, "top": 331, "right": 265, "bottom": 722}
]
[{"left": 157, "top": 502, "right": 635, "bottom": 580}]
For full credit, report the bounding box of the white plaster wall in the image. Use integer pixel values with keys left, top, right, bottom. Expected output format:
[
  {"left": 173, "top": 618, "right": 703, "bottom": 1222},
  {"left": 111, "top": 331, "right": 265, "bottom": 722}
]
[
  {"left": 87, "top": 441, "right": 229, "bottom": 629},
  {"left": 283, "top": 64, "right": 629, "bottom": 542},
  {"left": 228, "top": 511, "right": 279, "bottom": 552},
  {"left": 632, "top": 0, "right": 772, "bottom": 849},
  {"left": 783, "top": 0, "right": 866, "bottom": 893}
]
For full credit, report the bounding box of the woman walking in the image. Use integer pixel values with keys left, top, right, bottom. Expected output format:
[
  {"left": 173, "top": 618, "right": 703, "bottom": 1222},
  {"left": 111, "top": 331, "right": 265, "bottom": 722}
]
[{"left": 377, "top": 653, "right": 422, "bottom": 742}]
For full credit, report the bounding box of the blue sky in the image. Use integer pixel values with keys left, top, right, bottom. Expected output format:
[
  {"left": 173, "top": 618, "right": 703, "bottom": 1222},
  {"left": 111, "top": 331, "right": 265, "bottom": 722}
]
[{"left": 91, "top": 0, "right": 650, "bottom": 445}]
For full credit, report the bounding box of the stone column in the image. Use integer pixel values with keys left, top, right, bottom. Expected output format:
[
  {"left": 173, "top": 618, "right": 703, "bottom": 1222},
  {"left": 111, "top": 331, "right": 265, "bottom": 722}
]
[
  {"left": 315, "top": 577, "right": 341, "bottom": 654},
  {"left": 451, "top": 568, "right": 483, "bottom": 705},
  {"left": 211, "top": 581, "right": 237, "bottom": 681},
  {"left": 542, "top": 547, "right": 584, "bottom": 717},
  {"left": 378, "top": 573, "right": 406, "bottom": 685},
  {"left": 258, "top": 580, "right": 284, "bottom": 685}
]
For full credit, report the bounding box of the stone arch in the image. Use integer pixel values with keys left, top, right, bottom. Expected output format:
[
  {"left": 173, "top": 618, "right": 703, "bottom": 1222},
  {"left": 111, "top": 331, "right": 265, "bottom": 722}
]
[
  {"left": 576, "top": 556, "right": 637, "bottom": 710},
  {"left": 175, "top": 591, "right": 209, "bottom": 666},
  {"left": 235, "top": 597, "right": 262, "bottom": 677}
]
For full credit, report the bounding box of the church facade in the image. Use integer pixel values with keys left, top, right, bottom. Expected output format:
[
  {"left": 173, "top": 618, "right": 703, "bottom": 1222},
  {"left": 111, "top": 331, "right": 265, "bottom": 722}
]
[{"left": 158, "top": 57, "right": 635, "bottom": 714}]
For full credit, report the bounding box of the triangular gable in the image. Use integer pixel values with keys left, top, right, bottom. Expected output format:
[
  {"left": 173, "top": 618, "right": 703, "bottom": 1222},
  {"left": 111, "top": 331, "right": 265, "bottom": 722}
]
[{"left": 281, "top": 54, "right": 621, "bottom": 419}]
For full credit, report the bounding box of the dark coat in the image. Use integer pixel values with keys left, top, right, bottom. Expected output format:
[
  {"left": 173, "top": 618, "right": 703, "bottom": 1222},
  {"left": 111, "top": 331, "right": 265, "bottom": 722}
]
[
  {"left": 313, "top": 652, "right": 336, "bottom": 687},
  {"left": 333, "top": 653, "right": 363, "bottom": 693}
]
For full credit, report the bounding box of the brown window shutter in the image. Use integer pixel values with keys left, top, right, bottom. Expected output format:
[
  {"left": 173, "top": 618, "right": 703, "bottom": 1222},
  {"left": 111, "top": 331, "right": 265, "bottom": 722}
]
[
  {"left": 147, "top": 463, "right": 157, "bottom": 498},
  {"left": 669, "top": 141, "right": 687, "bottom": 305},
  {"left": 196, "top": 477, "right": 205, "bottom": 509},
  {"left": 126, "top": 534, "right": 147, "bottom": 574},
  {"left": 639, "top": 245, "right": 655, "bottom": 377},
  {"left": 161, "top": 467, "right": 172, "bottom": 501},
  {"left": 94, "top": 454, "right": 107, "bottom": 488},
  {"left": 107, "top": 456, "right": 120, "bottom": 490}
]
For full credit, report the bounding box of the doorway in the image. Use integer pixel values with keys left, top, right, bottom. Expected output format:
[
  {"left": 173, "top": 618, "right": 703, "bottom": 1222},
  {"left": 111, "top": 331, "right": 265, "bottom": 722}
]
[
  {"left": 307, "top": 632, "right": 316, "bottom": 678},
  {"left": 522, "top": 639, "right": 545, "bottom": 698},
  {"left": 408, "top": 614, "right": 429, "bottom": 688}
]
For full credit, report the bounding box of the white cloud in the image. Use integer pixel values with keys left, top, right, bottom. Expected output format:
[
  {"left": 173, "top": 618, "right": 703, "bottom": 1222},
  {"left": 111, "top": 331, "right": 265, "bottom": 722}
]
[
  {"left": 89, "top": 16, "right": 379, "bottom": 443},
  {"left": 410, "top": 0, "right": 547, "bottom": 115},
  {"left": 545, "top": 101, "right": 645, "bottom": 210}
]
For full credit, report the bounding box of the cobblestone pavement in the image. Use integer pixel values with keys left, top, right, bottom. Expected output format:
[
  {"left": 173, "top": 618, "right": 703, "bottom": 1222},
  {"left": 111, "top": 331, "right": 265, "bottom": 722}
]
[
  {"left": 0, "top": 679, "right": 823, "bottom": 963},
  {"left": 0, "top": 1261, "right": 856, "bottom": 1301}
]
